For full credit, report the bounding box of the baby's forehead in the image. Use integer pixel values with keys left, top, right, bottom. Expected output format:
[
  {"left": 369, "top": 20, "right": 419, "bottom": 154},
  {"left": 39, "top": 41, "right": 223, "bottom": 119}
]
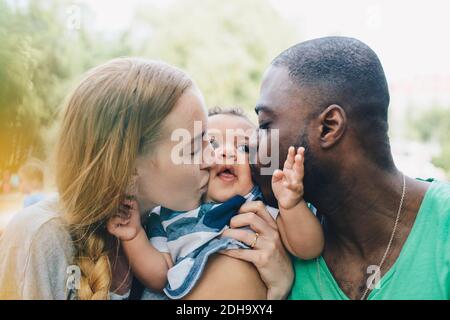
[{"left": 208, "top": 114, "right": 255, "bottom": 134}]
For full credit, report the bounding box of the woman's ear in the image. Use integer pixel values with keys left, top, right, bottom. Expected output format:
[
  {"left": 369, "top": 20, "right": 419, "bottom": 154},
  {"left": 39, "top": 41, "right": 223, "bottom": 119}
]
[{"left": 318, "top": 104, "right": 347, "bottom": 149}]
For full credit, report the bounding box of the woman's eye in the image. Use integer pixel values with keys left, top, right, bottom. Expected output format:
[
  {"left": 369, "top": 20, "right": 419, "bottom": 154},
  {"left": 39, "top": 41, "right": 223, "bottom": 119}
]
[{"left": 237, "top": 144, "right": 250, "bottom": 153}]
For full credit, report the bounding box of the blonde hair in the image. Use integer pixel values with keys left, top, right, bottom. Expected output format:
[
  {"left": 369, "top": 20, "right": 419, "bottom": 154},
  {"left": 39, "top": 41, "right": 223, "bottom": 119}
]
[{"left": 55, "top": 58, "right": 192, "bottom": 299}]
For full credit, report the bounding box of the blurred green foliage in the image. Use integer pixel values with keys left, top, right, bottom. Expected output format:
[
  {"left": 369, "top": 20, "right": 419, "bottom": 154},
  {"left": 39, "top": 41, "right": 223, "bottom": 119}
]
[
  {"left": 0, "top": 0, "right": 134, "bottom": 173},
  {"left": 408, "top": 106, "right": 450, "bottom": 176},
  {"left": 0, "top": 0, "right": 297, "bottom": 174},
  {"left": 134, "top": 0, "right": 297, "bottom": 108}
]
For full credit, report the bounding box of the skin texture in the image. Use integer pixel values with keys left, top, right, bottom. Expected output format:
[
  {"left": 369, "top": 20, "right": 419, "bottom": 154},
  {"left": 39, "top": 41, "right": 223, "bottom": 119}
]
[
  {"left": 207, "top": 114, "right": 324, "bottom": 259},
  {"left": 253, "top": 65, "right": 431, "bottom": 300},
  {"left": 183, "top": 254, "right": 267, "bottom": 300},
  {"left": 134, "top": 87, "right": 214, "bottom": 212},
  {"left": 108, "top": 88, "right": 294, "bottom": 299},
  {"left": 220, "top": 200, "right": 293, "bottom": 299},
  {"left": 205, "top": 114, "right": 255, "bottom": 203},
  {"left": 108, "top": 86, "right": 215, "bottom": 294}
]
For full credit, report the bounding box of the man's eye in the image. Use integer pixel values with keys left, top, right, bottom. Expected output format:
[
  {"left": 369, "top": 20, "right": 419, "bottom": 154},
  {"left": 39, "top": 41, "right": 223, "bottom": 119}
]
[
  {"left": 237, "top": 144, "right": 250, "bottom": 153},
  {"left": 259, "top": 122, "right": 270, "bottom": 130}
]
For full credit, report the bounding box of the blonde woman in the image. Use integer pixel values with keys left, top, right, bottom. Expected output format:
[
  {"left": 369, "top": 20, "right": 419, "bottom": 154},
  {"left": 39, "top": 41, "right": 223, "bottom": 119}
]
[{"left": 0, "top": 58, "right": 293, "bottom": 300}]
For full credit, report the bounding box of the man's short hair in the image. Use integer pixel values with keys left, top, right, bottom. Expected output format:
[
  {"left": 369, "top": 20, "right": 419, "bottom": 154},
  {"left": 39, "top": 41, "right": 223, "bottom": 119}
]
[{"left": 272, "top": 36, "right": 393, "bottom": 170}]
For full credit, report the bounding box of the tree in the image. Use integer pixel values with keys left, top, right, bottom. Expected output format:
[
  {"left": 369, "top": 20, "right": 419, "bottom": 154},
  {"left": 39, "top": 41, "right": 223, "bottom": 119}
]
[
  {"left": 0, "top": 0, "right": 299, "bottom": 176},
  {"left": 0, "top": 0, "right": 133, "bottom": 174},
  {"left": 0, "top": 0, "right": 42, "bottom": 173},
  {"left": 133, "top": 0, "right": 298, "bottom": 112},
  {"left": 408, "top": 106, "right": 450, "bottom": 177}
]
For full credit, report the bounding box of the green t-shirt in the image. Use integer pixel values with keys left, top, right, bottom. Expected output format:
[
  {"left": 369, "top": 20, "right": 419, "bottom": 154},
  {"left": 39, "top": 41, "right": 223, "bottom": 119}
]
[{"left": 289, "top": 179, "right": 450, "bottom": 300}]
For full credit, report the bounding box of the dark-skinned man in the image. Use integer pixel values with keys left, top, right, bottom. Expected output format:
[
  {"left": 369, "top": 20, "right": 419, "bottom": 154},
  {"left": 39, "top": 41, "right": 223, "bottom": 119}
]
[{"left": 252, "top": 36, "right": 449, "bottom": 300}]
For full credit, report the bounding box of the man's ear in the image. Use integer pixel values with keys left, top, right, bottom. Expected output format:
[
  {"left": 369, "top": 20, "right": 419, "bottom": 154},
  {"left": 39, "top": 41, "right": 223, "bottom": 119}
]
[{"left": 318, "top": 104, "right": 347, "bottom": 149}]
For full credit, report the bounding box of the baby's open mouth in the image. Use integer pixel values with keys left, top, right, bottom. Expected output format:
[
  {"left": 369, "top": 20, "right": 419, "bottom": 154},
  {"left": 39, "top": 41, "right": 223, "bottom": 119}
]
[{"left": 216, "top": 165, "right": 237, "bottom": 182}]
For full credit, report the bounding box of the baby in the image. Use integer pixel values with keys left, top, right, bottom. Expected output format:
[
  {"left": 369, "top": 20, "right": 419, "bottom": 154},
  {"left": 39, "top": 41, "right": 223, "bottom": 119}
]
[{"left": 107, "top": 107, "right": 324, "bottom": 299}]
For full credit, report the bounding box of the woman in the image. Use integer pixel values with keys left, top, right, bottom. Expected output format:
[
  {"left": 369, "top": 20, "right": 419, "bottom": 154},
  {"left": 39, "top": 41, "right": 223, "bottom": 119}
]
[{"left": 0, "top": 58, "right": 293, "bottom": 300}]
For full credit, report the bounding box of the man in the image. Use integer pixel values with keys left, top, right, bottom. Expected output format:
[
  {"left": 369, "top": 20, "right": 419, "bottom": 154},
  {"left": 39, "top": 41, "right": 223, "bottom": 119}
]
[{"left": 252, "top": 36, "right": 449, "bottom": 300}]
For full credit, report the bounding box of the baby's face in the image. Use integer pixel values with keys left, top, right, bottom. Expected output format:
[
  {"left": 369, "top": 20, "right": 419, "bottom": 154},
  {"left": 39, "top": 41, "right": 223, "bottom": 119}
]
[{"left": 205, "top": 114, "right": 255, "bottom": 203}]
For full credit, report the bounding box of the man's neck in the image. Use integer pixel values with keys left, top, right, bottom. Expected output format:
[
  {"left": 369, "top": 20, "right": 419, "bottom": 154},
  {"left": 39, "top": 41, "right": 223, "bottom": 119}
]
[{"left": 312, "top": 164, "right": 418, "bottom": 259}]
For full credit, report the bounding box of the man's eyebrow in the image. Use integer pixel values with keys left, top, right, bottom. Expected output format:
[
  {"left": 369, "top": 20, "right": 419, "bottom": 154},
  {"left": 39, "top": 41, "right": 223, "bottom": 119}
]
[{"left": 254, "top": 104, "right": 273, "bottom": 115}]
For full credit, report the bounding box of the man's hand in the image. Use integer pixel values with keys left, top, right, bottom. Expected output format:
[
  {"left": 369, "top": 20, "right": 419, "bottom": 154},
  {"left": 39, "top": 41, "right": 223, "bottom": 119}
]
[
  {"left": 271, "top": 146, "right": 305, "bottom": 210},
  {"left": 107, "top": 198, "right": 143, "bottom": 241}
]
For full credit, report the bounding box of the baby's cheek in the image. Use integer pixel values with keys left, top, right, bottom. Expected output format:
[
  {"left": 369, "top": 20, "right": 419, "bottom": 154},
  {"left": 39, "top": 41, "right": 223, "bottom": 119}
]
[{"left": 238, "top": 165, "right": 255, "bottom": 193}]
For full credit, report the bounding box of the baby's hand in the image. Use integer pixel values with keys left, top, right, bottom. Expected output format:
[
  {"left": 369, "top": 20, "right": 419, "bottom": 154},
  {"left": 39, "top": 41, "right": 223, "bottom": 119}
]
[
  {"left": 271, "top": 146, "right": 305, "bottom": 210},
  {"left": 107, "top": 198, "right": 143, "bottom": 241}
]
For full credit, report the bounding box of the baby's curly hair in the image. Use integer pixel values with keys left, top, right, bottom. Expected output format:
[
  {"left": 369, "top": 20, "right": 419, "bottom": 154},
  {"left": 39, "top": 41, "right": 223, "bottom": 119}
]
[{"left": 208, "top": 106, "right": 253, "bottom": 124}]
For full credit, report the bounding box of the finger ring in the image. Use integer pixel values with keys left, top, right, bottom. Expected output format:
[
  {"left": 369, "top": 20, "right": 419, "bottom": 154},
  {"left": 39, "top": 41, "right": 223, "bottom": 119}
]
[{"left": 250, "top": 232, "right": 259, "bottom": 248}]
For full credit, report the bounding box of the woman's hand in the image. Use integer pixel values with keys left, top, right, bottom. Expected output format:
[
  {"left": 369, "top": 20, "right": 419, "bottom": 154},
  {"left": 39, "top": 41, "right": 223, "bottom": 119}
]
[
  {"left": 221, "top": 201, "right": 294, "bottom": 300},
  {"left": 107, "top": 198, "right": 143, "bottom": 241}
]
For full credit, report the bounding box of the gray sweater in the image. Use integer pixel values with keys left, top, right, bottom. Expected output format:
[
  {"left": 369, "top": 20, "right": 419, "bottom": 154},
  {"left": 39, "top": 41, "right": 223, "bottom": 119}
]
[{"left": 0, "top": 195, "right": 166, "bottom": 300}]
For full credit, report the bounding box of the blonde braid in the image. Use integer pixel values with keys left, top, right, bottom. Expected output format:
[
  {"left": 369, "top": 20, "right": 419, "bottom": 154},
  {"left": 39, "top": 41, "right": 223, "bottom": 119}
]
[{"left": 71, "top": 229, "right": 111, "bottom": 300}]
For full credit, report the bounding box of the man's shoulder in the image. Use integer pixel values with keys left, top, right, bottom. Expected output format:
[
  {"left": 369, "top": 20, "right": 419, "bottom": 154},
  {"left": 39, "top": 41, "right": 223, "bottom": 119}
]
[
  {"left": 426, "top": 179, "right": 450, "bottom": 208},
  {"left": 421, "top": 179, "right": 450, "bottom": 235},
  {"left": 433, "top": 179, "right": 450, "bottom": 194}
]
